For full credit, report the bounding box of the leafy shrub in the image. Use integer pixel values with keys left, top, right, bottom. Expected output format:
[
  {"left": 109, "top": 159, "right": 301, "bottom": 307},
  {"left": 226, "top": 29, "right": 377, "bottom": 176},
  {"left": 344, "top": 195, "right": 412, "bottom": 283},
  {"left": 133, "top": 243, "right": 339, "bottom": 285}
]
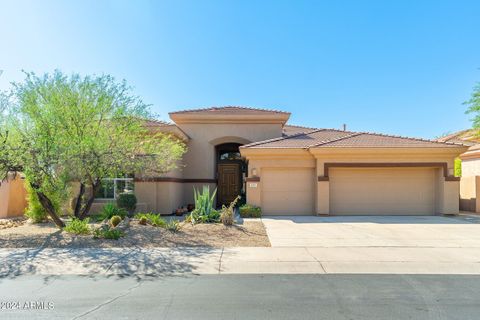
[
  {"left": 93, "top": 226, "right": 125, "bottom": 240},
  {"left": 110, "top": 215, "right": 122, "bottom": 227},
  {"left": 24, "top": 184, "right": 48, "bottom": 223},
  {"left": 135, "top": 213, "right": 166, "bottom": 227},
  {"left": 97, "top": 203, "right": 128, "bottom": 221},
  {"left": 149, "top": 214, "right": 166, "bottom": 227},
  {"left": 24, "top": 178, "right": 71, "bottom": 222},
  {"left": 64, "top": 218, "right": 90, "bottom": 235},
  {"left": 454, "top": 158, "right": 462, "bottom": 177},
  {"left": 166, "top": 219, "right": 181, "bottom": 232},
  {"left": 189, "top": 186, "right": 218, "bottom": 224},
  {"left": 138, "top": 216, "right": 148, "bottom": 225},
  {"left": 220, "top": 196, "right": 240, "bottom": 226},
  {"left": 239, "top": 204, "right": 262, "bottom": 218},
  {"left": 116, "top": 193, "right": 137, "bottom": 213},
  {"left": 237, "top": 193, "right": 246, "bottom": 207}
]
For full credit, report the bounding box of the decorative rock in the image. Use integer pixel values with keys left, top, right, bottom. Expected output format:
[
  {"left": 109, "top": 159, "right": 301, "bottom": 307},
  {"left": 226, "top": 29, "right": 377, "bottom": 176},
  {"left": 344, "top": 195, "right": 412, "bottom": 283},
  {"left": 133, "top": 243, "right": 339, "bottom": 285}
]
[
  {"left": 116, "top": 217, "right": 130, "bottom": 231},
  {"left": 0, "top": 218, "right": 26, "bottom": 230}
]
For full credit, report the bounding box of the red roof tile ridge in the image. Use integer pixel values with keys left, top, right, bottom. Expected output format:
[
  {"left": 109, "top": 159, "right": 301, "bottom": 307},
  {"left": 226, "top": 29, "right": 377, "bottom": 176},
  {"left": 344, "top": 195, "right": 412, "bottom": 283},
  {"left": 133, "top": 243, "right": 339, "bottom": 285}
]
[
  {"left": 307, "top": 132, "right": 363, "bottom": 149},
  {"left": 352, "top": 131, "right": 468, "bottom": 146},
  {"left": 284, "top": 124, "right": 319, "bottom": 130},
  {"left": 241, "top": 129, "right": 326, "bottom": 148},
  {"left": 169, "top": 105, "right": 290, "bottom": 115},
  {"left": 436, "top": 129, "right": 471, "bottom": 142},
  {"left": 307, "top": 128, "right": 467, "bottom": 147}
]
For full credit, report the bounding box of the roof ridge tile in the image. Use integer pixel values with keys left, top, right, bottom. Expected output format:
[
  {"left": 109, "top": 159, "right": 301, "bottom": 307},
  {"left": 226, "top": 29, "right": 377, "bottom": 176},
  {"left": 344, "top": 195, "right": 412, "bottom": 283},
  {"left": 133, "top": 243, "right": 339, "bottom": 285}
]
[
  {"left": 170, "top": 105, "right": 290, "bottom": 115},
  {"left": 241, "top": 129, "right": 326, "bottom": 148},
  {"left": 307, "top": 132, "right": 363, "bottom": 149},
  {"left": 352, "top": 131, "right": 467, "bottom": 147}
]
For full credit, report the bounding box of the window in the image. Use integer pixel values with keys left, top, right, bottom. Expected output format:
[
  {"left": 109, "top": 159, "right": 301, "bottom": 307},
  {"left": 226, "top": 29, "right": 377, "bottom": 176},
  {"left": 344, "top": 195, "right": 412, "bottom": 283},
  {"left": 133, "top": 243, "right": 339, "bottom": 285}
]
[
  {"left": 219, "top": 151, "right": 242, "bottom": 161},
  {"left": 95, "top": 178, "right": 134, "bottom": 199}
]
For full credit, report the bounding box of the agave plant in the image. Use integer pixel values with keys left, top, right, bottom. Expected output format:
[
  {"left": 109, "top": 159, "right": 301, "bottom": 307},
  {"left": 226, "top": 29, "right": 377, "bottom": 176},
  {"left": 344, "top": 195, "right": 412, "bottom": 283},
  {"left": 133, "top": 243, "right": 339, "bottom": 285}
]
[{"left": 190, "top": 185, "right": 218, "bottom": 224}]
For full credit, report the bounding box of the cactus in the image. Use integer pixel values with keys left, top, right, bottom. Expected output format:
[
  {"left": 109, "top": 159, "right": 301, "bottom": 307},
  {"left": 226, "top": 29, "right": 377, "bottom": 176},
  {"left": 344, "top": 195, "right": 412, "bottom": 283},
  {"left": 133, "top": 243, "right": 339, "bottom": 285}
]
[{"left": 110, "top": 215, "right": 122, "bottom": 227}]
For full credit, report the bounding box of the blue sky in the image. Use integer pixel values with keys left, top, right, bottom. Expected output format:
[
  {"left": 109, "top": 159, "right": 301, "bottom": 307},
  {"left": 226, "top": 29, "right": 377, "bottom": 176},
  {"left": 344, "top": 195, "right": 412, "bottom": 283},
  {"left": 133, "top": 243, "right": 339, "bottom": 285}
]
[{"left": 1, "top": 0, "right": 479, "bottom": 138}]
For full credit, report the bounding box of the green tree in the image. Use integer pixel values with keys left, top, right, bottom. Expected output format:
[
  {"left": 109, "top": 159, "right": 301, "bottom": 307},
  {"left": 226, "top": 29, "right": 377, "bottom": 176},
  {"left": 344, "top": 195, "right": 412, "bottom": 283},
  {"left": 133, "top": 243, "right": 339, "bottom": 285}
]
[
  {"left": 465, "top": 82, "right": 480, "bottom": 129},
  {"left": 2, "top": 71, "right": 186, "bottom": 227}
]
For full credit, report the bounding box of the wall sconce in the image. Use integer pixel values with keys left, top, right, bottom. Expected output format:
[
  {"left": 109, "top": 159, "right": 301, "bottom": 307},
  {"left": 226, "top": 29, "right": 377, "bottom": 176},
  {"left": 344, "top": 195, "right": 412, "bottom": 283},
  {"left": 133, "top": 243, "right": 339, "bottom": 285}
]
[{"left": 252, "top": 168, "right": 257, "bottom": 176}]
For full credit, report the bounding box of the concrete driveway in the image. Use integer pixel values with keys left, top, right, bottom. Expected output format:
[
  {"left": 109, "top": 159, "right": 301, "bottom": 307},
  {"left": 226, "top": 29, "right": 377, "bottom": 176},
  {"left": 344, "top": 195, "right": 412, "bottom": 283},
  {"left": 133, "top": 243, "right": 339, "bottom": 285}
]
[{"left": 262, "top": 215, "right": 480, "bottom": 247}]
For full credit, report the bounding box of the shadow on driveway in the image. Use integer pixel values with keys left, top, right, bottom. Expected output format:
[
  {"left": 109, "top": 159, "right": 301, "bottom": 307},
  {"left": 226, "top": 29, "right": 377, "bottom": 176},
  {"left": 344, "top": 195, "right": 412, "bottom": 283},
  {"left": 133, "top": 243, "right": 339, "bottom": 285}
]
[
  {"left": 0, "top": 246, "right": 219, "bottom": 280},
  {"left": 262, "top": 215, "right": 477, "bottom": 224}
]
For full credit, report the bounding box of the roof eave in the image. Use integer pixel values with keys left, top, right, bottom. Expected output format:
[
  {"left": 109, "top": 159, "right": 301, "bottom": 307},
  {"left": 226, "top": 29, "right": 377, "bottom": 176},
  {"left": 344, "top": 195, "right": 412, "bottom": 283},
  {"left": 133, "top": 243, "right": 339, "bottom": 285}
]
[{"left": 309, "top": 146, "right": 468, "bottom": 155}]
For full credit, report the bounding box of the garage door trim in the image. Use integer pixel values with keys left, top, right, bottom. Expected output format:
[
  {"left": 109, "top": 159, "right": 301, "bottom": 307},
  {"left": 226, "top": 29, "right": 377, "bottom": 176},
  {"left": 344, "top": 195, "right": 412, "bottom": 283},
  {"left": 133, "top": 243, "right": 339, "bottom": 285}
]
[{"left": 319, "top": 162, "right": 450, "bottom": 181}]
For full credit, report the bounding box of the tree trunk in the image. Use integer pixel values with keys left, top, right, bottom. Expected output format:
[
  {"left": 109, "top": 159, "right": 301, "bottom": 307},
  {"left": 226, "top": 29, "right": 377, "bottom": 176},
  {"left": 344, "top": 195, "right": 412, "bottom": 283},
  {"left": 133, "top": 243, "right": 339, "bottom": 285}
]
[
  {"left": 73, "top": 182, "right": 85, "bottom": 218},
  {"left": 35, "top": 191, "right": 65, "bottom": 228},
  {"left": 78, "top": 180, "right": 100, "bottom": 220}
]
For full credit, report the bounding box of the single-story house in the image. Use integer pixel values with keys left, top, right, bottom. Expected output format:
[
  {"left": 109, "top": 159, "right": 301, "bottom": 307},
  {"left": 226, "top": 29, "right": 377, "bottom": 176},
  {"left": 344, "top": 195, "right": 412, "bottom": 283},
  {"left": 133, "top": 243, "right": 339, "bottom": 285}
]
[
  {"left": 437, "top": 129, "right": 480, "bottom": 212},
  {"left": 92, "top": 106, "right": 467, "bottom": 216}
]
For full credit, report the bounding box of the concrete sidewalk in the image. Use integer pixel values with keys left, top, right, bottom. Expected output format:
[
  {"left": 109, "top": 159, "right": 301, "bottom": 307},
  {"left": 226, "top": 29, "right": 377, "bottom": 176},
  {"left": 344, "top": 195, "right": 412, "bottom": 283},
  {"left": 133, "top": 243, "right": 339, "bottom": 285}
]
[{"left": 1, "top": 246, "right": 480, "bottom": 276}]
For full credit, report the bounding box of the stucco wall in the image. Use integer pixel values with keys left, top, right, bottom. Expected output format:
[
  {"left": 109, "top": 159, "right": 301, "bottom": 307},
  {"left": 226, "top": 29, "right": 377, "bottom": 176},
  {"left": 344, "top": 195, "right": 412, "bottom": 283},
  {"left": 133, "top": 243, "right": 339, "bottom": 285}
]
[
  {"left": 462, "top": 159, "right": 480, "bottom": 177},
  {"left": 0, "top": 176, "right": 28, "bottom": 218},
  {"left": 132, "top": 181, "right": 182, "bottom": 214},
  {"left": 177, "top": 123, "right": 282, "bottom": 179},
  {"left": 458, "top": 159, "right": 480, "bottom": 212}
]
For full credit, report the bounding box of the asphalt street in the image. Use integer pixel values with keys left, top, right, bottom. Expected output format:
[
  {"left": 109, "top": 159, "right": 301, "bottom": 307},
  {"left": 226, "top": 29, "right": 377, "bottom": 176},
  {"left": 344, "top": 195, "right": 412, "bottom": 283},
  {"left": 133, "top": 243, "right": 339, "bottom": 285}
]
[{"left": 1, "top": 274, "right": 479, "bottom": 320}]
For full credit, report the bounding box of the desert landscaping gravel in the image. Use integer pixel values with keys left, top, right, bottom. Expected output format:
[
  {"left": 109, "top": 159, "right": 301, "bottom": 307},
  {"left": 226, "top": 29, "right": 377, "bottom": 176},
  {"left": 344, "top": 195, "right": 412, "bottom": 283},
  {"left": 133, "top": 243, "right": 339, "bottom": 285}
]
[{"left": 0, "top": 219, "right": 270, "bottom": 248}]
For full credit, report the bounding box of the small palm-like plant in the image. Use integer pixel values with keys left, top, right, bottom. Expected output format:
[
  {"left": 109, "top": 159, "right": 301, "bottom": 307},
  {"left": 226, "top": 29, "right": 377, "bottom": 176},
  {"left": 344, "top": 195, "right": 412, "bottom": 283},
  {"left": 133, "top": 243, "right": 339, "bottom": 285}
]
[{"left": 190, "top": 186, "right": 218, "bottom": 224}]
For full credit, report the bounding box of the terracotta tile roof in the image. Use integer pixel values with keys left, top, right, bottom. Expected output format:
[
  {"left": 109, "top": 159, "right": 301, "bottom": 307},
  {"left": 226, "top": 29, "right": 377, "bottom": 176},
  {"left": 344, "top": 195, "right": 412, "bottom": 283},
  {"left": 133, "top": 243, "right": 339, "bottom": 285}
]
[
  {"left": 242, "top": 129, "right": 467, "bottom": 149},
  {"left": 140, "top": 119, "right": 190, "bottom": 140},
  {"left": 142, "top": 119, "right": 174, "bottom": 127},
  {"left": 283, "top": 124, "right": 319, "bottom": 136},
  {"left": 243, "top": 129, "right": 353, "bottom": 148},
  {"left": 169, "top": 106, "right": 290, "bottom": 115}
]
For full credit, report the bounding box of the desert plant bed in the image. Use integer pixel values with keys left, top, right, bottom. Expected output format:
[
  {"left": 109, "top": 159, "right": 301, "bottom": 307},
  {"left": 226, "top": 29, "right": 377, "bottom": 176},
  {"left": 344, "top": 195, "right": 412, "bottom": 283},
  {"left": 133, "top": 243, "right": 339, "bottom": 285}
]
[{"left": 0, "top": 219, "right": 270, "bottom": 248}]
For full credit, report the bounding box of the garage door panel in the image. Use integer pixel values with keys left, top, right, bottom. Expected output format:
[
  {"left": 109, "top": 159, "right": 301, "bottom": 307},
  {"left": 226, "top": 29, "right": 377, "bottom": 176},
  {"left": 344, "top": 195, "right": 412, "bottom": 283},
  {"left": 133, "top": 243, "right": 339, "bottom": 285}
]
[
  {"left": 262, "top": 168, "right": 314, "bottom": 215},
  {"left": 330, "top": 168, "right": 436, "bottom": 215}
]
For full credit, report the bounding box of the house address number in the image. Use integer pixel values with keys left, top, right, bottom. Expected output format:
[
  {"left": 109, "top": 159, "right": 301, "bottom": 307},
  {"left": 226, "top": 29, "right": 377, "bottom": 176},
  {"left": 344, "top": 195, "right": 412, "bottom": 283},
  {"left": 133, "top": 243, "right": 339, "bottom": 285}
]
[{"left": 249, "top": 183, "right": 258, "bottom": 188}]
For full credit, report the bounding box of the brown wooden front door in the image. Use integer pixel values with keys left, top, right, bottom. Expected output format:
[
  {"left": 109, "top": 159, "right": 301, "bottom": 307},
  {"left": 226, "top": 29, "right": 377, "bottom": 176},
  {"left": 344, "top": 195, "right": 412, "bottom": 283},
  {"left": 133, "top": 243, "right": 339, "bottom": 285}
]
[{"left": 217, "top": 163, "right": 241, "bottom": 206}]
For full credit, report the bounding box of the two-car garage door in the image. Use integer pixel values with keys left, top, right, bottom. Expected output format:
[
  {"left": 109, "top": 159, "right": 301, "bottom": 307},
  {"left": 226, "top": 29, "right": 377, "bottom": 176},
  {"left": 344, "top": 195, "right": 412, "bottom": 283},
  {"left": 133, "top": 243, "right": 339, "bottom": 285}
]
[
  {"left": 261, "top": 166, "right": 437, "bottom": 216},
  {"left": 329, "top": 167, "right": 436, "bottom": 215}
]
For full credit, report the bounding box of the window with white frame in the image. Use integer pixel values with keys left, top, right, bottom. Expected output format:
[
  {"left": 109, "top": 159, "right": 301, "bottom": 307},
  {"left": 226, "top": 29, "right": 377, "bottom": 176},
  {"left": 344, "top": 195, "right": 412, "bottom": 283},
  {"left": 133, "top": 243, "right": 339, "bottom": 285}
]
[{"left": 95, "top": 178, "right": 134, "bottom": 199}]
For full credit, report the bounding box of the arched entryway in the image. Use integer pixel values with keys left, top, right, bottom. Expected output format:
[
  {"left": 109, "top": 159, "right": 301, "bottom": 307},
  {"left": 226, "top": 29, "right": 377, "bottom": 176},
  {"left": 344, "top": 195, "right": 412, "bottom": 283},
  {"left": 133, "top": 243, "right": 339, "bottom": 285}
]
[{"left": 215, "top": 143, "right": 247, "bottom": 206}]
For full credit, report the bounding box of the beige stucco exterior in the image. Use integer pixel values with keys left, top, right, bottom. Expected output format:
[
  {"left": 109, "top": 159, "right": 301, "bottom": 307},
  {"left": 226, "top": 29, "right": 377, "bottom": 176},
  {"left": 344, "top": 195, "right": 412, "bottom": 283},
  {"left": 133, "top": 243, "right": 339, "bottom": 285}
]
[
  {"left": 0, "top": 175, "right": 27, "bottom": 218},
  {"left": 241, "top": 147, "right": 465, "bottom": 216}
]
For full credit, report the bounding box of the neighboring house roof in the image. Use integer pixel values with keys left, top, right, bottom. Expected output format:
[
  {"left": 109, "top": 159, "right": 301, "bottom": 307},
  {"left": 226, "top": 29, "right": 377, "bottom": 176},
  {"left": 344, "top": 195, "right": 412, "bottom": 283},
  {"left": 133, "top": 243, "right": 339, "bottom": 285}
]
[
  {"left": 169, "top": 106, "right": 290, "bottom": 115},
  {"left": 435, "top": 129, "right": 480, "bottom": 147},
  {"left": 142, "top": 119, "right": 190, "bottom": 141},
  {"left": 435, "top": 129, "right": 480, "bottom": 160},
  {"left": 242, "top": 129, "right": 467, "bottom": 149}
]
